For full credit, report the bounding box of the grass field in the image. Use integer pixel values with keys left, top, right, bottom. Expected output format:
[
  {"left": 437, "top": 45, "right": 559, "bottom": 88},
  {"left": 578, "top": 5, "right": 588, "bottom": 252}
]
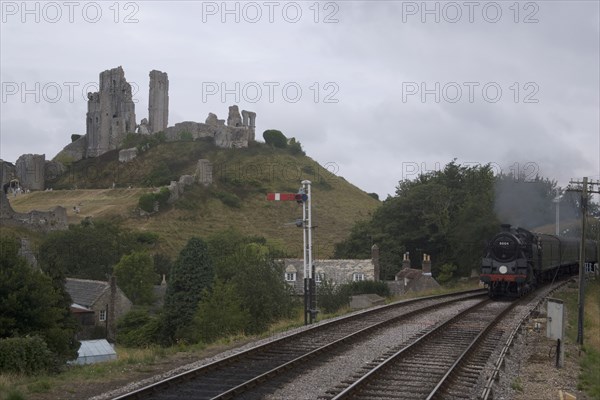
[{"left": 8, "top": 142, "right": 380, "bottom": 258}]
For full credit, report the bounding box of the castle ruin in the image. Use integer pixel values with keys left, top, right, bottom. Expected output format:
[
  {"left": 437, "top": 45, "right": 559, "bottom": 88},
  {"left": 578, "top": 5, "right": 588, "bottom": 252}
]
[
  {"left": 0, "top": 189, "right": 67, "bottom": 232},
  {"left": 15, "top": 154, "right": 45, "bottom": 191},
  {"left": 86, "top": 67, "right": 137, "bottom": 158},
  {"left": 54, "top": 66, "right": 257, "bottom": 163},
  {"left": 148, "top": 70, "right": 169, "bottom": 134}
]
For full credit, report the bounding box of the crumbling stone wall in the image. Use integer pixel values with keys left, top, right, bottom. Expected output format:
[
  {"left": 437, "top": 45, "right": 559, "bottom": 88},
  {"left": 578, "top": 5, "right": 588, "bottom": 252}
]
[
  {"left": 45, "top": 161, "right": 66, "bottom": 182},
  {"left": 0, "top": 160, "right": 16, "bottom": 187},
  {"left": 164, "top": 119, "right": 250, "bottom": 148},
  {"left": 164, "top": 106, "right": 256, "bottom": 148},
  {"left": 195, "top": 159, "right": 213, "bottom": 185},
  {"left": 118, "top": 148, "right": 138, "bottom": 162},
  {"left": 241, "top": 110, "right": 256, "bottom": 141},
  {"left": 0, "top": 190, "right": 67, "bottom": 232},
  {"left": 16, "top": 154, "right": 45, "bottom": 191},
  {"left": 148, "top": 70, "right": 169, "bottom": 134}
]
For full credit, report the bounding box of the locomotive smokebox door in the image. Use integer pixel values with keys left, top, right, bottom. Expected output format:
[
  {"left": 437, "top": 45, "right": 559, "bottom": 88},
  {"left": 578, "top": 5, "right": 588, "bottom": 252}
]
[{"left": 547, "top": 298, "right": 565, "bottom": 341}]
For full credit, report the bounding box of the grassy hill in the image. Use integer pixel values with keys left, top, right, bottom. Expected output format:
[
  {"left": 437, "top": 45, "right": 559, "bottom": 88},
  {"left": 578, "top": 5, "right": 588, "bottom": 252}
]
[{"left": 9, "top": 141, "right": 380, "bottom": 258}]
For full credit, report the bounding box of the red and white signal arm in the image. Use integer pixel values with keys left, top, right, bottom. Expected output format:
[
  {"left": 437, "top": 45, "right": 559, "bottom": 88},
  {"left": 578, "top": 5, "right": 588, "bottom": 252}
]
[{"left": 266, "top": 193, "right": 297, "bottom": 201}]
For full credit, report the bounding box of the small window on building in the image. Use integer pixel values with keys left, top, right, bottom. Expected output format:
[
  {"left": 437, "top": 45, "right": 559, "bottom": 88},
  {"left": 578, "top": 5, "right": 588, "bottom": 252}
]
[
  {"left": 285, "top": 272, "right": 296, "bottom": 282},
  {"left": 585, "top": 262, "right": 597, "bottom": 274},
  {"left": 99, "top": 309, "right": 106, "bottom": 322},
  {"left": 353, "top": 272, "right": 365, "bottom": 282}
]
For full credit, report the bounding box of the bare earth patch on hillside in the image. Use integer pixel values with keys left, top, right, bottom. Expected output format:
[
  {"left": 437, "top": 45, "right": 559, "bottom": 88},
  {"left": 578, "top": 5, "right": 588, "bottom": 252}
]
[{"left": 9, "top": 189, "right": 146, "bottom": 224}]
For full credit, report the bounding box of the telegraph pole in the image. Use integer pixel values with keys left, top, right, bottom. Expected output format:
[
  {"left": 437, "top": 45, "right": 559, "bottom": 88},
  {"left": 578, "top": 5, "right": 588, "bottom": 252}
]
[{"left": 568, "top": 177, "right": 600, "bottom": 346}]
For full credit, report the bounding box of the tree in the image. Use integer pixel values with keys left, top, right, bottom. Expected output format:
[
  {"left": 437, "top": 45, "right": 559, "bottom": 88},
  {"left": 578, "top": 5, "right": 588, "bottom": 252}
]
[
  {"left": 162, "top": 237, "right": 214, "bottom": 344},
  {"left": 213, "top": 241, "right": 296, "bottom": 334},
  {"left": 287, "top": 137, "right": 305, "bottom": 155},
  {"left": 192, "top": 279, "right": 250, "bottom": 343},
  {"left": 114, "top": 251, "right": 157, "bottom": 305},
  {"left": 0, "top": 236, "right": 79, "bottom": 364},
  {"left": 334, "top": 162, "right": 500, "bottom": 280},
  {"left": 263, "top": 129, "right": 288, "bottom": 148},
  {"left": 39, "top": 220, "right": 140, "bottom": 280},
  {"left": 205, "top": 230, "right": 296, "bottom": 335}
]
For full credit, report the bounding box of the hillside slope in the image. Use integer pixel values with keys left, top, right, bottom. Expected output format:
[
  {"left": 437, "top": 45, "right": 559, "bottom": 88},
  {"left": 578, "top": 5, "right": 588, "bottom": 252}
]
[{"left": 10, "top": 142, "right": 380, "bottom": 258}]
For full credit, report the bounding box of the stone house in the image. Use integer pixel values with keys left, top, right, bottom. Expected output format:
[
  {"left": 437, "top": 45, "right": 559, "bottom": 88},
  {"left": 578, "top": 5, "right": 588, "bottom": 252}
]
[
  {"left": 65, "top": 277, "right": 132, "bottom": 341},
  {"left": 387, "top": 253, "right": 440, "bottom": 295},
  {"left": 282, "top": 245, "right": 380, "bottom": 295}
]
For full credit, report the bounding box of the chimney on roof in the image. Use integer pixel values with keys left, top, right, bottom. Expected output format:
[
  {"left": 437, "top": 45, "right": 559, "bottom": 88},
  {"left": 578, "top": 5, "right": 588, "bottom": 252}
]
[
  {"left": 402, "top": 252, "right": 411, "bottom": 270},
  {"left": 371, "top": 244, "right": 380, "bottom": 281},
  {"left": 422, "top": 253, "right": 432, "bottom": 276},
  {"left": 108, "top": 275, "right": 117, "bottom": 341}
]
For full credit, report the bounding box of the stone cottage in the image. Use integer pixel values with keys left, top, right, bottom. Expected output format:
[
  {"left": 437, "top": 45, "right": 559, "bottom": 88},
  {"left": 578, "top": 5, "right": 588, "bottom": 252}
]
[
  {"left": 282, "top": 245, "right": 380, "bottom": 295},
  {"left": 65, "top": 277, "right": 132, "bottom": 341},
  {"left": 387, "top": 253, "right": 440, "bottom": 295}
]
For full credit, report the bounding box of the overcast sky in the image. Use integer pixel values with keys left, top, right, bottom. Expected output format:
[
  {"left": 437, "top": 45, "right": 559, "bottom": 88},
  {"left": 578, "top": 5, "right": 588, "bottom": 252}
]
[{"left": 1, "top": 0, "right": 599, "bottom": 198}]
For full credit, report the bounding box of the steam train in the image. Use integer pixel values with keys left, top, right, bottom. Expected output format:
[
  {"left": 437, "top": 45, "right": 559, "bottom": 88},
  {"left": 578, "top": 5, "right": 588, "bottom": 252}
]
[{"left": 481, "top": 224, "right": 598, "bottom": 297}]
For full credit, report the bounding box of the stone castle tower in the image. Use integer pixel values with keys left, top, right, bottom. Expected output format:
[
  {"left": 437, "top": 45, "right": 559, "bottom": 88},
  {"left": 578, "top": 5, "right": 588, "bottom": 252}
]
[
  {"left": 148, "top": 70, "right": 169, "bottom": 134},
  {"left": 54, "top": 66, "right": 256, "bottom": 164},
  {"left": 86, "top": 67, "right": 136, "bottom": 157}
]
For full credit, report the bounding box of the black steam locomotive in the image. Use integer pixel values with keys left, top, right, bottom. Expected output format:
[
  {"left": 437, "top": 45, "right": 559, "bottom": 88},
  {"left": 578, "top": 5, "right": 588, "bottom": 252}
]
[{"left": 481, "top": 224, "right": 598, "bottom": 297}]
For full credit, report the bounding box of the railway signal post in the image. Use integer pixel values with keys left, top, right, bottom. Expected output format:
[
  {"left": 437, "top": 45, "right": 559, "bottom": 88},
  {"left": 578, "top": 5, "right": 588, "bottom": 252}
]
[{"left": 267, "top": 180, "right": 316, "bottom": 325}]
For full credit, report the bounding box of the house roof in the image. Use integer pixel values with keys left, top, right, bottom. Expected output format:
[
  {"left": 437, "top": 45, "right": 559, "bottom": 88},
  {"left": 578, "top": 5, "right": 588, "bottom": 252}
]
[
  {"left": 395, "top": 268, "right": 423, "bottom": 280},
  {"left": 65, "top": 278, "right": 109, "bottom": 308},
  {"left": 283, "top": 259, "right": 374, "bottom": 270},
  {"left": 70, "top": 303, "right": 93, "bottom": 313}
]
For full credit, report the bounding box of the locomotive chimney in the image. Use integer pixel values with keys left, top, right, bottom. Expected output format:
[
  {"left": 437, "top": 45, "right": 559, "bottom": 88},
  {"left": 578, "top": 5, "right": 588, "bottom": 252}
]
[{"left": 501, "top": 224, "right": 511, "bottom": 232}]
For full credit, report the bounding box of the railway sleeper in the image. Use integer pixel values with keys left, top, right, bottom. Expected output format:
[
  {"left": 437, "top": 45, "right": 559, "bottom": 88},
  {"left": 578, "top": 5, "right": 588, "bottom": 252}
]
[{"left": 361, "top": 387, "right": 432, "bottom": 399}]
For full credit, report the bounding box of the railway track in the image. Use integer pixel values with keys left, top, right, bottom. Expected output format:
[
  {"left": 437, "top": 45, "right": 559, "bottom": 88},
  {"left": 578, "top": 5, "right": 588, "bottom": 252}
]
[
  {"left": 112, "top": 290, "right": 486, "bottom": 400},
  {"left": 324, "top": 298, "right": 517, "bottom": 400}
]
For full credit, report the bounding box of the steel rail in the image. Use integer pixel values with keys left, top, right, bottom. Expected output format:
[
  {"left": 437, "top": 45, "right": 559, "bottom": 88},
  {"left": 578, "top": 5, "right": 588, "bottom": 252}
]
[
  {"left": 331, "top": 298, "right": 502, "bottom": 399},
  {"left": 112, "top": 289, "right": 485, "bottom": 400}
]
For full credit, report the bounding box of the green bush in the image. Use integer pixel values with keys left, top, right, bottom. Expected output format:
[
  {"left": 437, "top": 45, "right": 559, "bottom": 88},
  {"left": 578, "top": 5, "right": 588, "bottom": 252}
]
[
  {"left": 215, "top": 191, "right": 241, "bottom": 208},
  {"left": 156, "top": 187, "right": 171, "bottom": 207},
  {"left": 116, "top": 309, "right": 162, "bottom": 347},
  {"left": 179, "top": 131, "right": 193, "bottom": 141},
  {"left": 144, "top": 161, "right": 174, "bottom": 187},
  {"left": 263, "top": 130, "right": 288, "bottom": 148},
  {"left": 436, "top": 263, "right": 457, "bottom": 283},
  {"left": 317, "top": 280, "right": 351, "bottom": 314},
  {"left": 136, "top": 231, "right": 160, "bottom": 245},
  {"left": 192, "top": 280, "right": 250, "bottom": 343},
  {"left": 0, "top": 336, "right": 55, "bottom": 374},
  {"left": 139, "top": 188, "right": 172, "bottom": 213},
  {"left": 138, "top": 193, "right": 156, "bottom": 213},
  {"left": 287, "top": 137, "right": 305, "bottom": 155}
]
